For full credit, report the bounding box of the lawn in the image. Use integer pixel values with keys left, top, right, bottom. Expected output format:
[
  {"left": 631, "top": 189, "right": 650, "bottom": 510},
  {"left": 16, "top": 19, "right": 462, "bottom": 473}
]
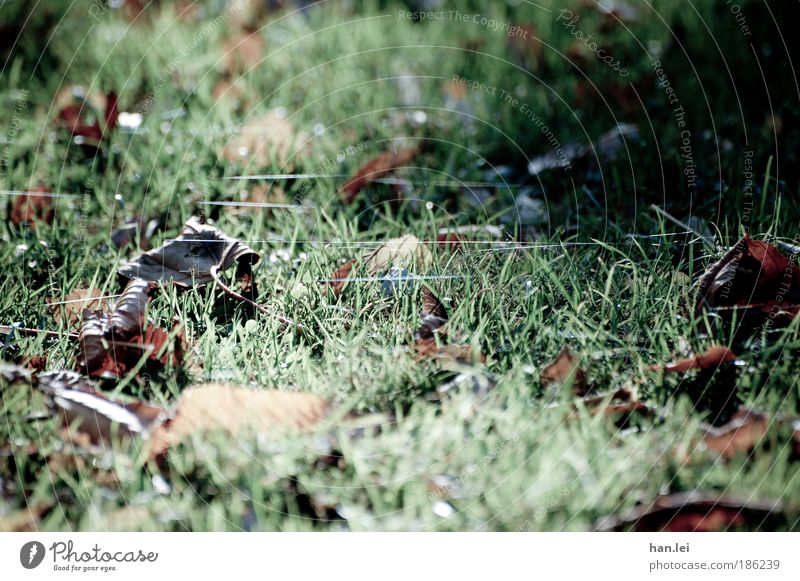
[{"left": 1, "top": 0, "right": 800, "bottom": 531}]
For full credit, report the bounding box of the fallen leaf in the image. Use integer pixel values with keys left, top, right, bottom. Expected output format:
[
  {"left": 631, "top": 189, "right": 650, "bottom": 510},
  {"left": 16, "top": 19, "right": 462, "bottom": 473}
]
[
  {"left": 701, "top": 409, "right": 771, "bottom": 459},
  {"left": 326, "top": 234, "right": 432, "bottom": 296},
  {"left": 212, "top": 78, "right": 246, "bottom": 107},
  {"left": 340, "top": 147, "right": 420, "bottom": 204},
  {"left": 48, "top": 287, "right": 107, "bottom": 329},
  {"left": 118, "top": 217, "right": 259, "bottom": 287},
  {"left": 413, "top": 286, "right": 482, "bottom": 367},
  {"left": 149, "top": 384, "right": 332, "bottom": 458},
  {"left": 694, "top": 235, "right": 800, "bottom": 309},
  {"left": 77, "top": 278, "right": 182, "bottom": 379},
  {"left": 652, "top": 345, "right": 738, "bottom": 373},
  {"left": 595, "top": 491, "right": 790, "bottom": 531},
  {"left": 435, "top": 232, "right": 463, "bottom": 253},
  {"left": 37, "top": 370, "right": 165, "bottom": 445},
  {"left": 55, "top": 86, "right": 118, "bottom": 144},
  {"left": 8, "top": 186, "right": 54, "bottom": 228},
  {"left": 540, "top": 346, "right": 588, "bottom": 396}
]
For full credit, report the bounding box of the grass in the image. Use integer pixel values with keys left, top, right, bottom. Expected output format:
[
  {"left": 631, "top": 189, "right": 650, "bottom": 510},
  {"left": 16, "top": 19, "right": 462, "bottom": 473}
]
[{"left": 1, "top": 0, "right": 800, "bottom": 531}]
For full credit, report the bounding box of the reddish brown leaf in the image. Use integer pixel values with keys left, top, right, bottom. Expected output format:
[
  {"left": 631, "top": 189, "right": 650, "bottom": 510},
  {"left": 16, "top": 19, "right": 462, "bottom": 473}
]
[
  {"left": 417, "top": 285, "right": 449, "bottom": 340},
  {"left": 653, "top": 345, "right": 738, "bottom": 373},
  {"left": 340, "top": 147, "right": 420, "bottom": 204},
  {"left": 48, "top": 287, "right": 108, "bottom": 329},
  {"left": 412, "top": 286, "right": 482, "bottom": 367},
  {"left": 54, "top": 87, "right": 118, "bottom": 144},
  {"left": 326, "top": 259, "right": 356, "bottom": 296},
  {"left": 540, "top": 346, "right": 588, "bottom": 396},
  {"left": 595, "top": 491, "right": 788, "bottom": 532},
  {"left": 702, "top": 409, "right": 770, "bottom": 459},
  {"left": 77, "top": 278, "right": 182, "bottom": 380},
  {"left": 695, "top": 235, "right": 800, "bottom": 310},
  {"left": 435, "top": 233, "right": 463, "bottom": 253},
  {"left": 8, "top": 186, "right": 54, "bottom": 228}
]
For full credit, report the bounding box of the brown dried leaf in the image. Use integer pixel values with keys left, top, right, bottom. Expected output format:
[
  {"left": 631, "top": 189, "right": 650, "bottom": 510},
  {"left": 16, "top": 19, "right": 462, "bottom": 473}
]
[
  {"left": 326, "top": 235, "right": 433, "bottom": 297},
  {"left": 702, "top": 409, "right": 770, "bottom": 459},
  {"left": 77, "top": 278, "right": 182, "bottom": 379},
  {"left": 540, "top": 346, "right": 588, "bottom": 396},
  {"left": 55, "top": 87, "right": 117, "bottom": 143},
  {"left": 8, "top": 186, "right": 54, "bottom": 228},
  {"left": 595, "top": 491, "right": 788, "bottom": 531},
  {"left": 37, "top": 370, "right": 165, "bottom": 445},
  {"left": 340, "top": 147, "right": 420, "bottom": 204},
  {"left": 48, "top": 287, "right": 107, "bottom": 329},
  {"left": 118, "top": 217, "right": 259, "bottom": 287},
  {"left": 149, "top": 384, "right": 332, "bottom": 458},
  {"left": 653, "top": 345, "right": 738, "bottom": 373},
  {"left": 695, "top": 236, "right": 800, "bottom": 310},
  {"left": 413, "top": 286, "right": 482, "bottom": 367}
]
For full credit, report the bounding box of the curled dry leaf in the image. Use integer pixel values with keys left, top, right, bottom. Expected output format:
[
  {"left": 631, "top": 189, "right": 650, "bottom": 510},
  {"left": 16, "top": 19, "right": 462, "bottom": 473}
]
[
  {"left": 413, "top": 286, "right": 483, "bottom": 367},
  {"left": 540, "top": 346, "right": 589, "bottom": 396},
  {"left": 55, "top": 86, "right": 118, "bottom": 144},
  {"left": 700, "top": 408, "right": 800, "bottom": 460},
  {"left": 77, "top": 278, "right": 183, "bottom": 379},
  {"left": 48, "top": 287, "right": 107, "bottom": 329},
  {"left": 702, "top": 409, "right": 770, "bottom": 460},
  {"left": 118, "top": 217, "right": 259, "bottom": 287},
  {"left": 595, "top": 491, "right": 790, "bottom": 532},
  {"left": 18, "top": 368, "right": 332, "bottom": 462},
  {"left": 694, "top": 235, "right": 800, "bottom": 310},
  {"left": 37, "top": 370, "right": 165, "bottom": 445},
  {"left": 652, "top": 345, "right": 738, "bottom": 373},
  {"left": 8, "top": 186, "right": 54, "bottom": 228},
  {"left": 340, "top": 147, "right": 420, "bottom": 204},
  {"left": 148, "top": 384, "right": 332, "bottom": 459},
  {"left": 577, "top": 387, "right": 653, "bottom": 418},
  {"left": 326, "top": 234, "right": 433, "bottom": 296}
]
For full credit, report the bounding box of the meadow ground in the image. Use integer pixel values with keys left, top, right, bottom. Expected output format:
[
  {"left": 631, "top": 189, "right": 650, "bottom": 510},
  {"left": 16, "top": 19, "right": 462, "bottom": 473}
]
[{"left": 1, "top": 0, "right": 800, "bottom": 531}]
